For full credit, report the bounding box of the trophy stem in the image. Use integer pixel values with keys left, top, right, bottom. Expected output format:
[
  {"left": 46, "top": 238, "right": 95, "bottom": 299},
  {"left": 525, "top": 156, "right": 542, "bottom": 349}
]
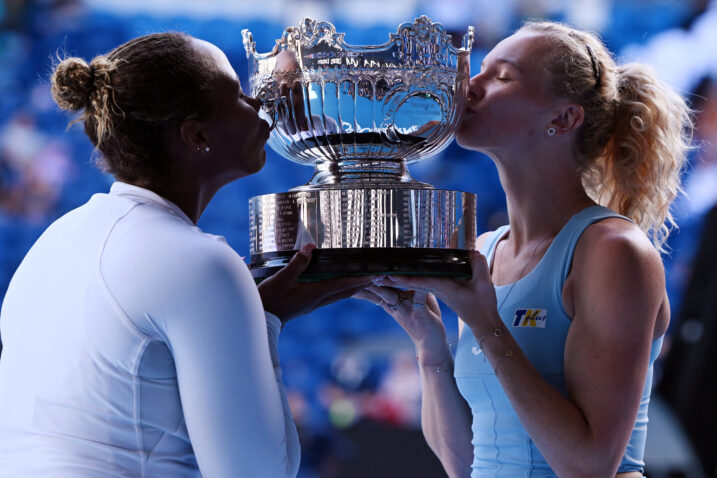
[{"left": 301, "top": 158, "right": 431, "bottom": 188}]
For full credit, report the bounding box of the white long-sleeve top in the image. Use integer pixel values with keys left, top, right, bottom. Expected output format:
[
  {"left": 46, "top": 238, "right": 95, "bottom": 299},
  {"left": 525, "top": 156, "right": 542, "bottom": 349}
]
[{"left": 0, "top": 182, "right": 299, "bottom": 477}]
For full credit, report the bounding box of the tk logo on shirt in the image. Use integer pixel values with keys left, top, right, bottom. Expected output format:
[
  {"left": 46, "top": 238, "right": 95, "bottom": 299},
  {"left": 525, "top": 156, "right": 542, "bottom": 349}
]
[{"left": 512, "top": 309, "right": 547, "bottom": 328}]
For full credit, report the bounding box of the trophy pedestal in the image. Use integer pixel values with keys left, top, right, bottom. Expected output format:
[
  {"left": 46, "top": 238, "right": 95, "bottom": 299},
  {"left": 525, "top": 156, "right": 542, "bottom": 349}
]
[
  {"left": 250, "top": 248, "right": 471, "bottom": 282},
  {"left": 249, "top": 187, "right": 476, "bottom": 282}
]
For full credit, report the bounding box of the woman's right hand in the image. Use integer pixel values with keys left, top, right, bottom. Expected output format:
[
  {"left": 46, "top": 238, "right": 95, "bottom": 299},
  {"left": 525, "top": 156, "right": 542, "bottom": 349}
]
[
  {"left": 258, "top": 244, "right": 376, "bottom": 324},
  {"left": 354, "top": 280, "right": 449, "bottom": 365}
]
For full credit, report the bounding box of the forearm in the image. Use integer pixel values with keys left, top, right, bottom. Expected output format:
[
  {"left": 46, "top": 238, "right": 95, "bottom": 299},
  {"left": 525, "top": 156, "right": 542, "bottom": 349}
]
[
  {"left": 470, "top": 320, "right": 623, "bottom": 477},
  {"left": 170, "top": 307, "right": 302, "bottom": 477},
  {"left": 417, "top": 347, "right": 473, "bottom": 478}
]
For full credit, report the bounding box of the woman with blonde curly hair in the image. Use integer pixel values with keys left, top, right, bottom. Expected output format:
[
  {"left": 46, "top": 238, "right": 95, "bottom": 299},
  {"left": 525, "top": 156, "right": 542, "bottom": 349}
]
[
  {"left": 0, "top": 33, "right": 370, "bottom": 477},
  {"left": 358, "top": 20, "right": 692, "bottom": 477}
]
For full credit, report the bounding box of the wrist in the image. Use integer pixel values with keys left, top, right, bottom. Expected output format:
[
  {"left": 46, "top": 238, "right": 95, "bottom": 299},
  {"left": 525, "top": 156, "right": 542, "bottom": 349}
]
[
  {"left": 415, "top": 339, "right": 451, "bottom": 367},
  {"left": 467, "top": 310, "right": 504, "bottom": 340},
  {"left": 418, "top": 353, "right": 453, "bottom": 375},
  {"left": 467, "top": 319, "right": 517, "bottom": 378}
]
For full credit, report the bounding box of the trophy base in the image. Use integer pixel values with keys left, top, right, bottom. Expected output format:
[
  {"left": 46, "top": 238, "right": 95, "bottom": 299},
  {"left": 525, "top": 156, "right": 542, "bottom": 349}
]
[{"left": 249, "top": 247, "right": 471, "bottom": 282}]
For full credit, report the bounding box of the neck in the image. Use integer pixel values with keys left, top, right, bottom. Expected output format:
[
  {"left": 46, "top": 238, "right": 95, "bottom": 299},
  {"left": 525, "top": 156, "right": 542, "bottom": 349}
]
[
  {"left": 140, "top": 177, "right": 219, "bottom": 225},
  {"left": 495, "top": 152, "right": 595, "bottom": 250}
]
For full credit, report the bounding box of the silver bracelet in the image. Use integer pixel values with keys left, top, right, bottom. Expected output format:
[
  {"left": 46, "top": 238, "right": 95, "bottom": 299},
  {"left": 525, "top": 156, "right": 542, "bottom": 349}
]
[
  {"left": 417, "top": 342, "right": 452, "bottom": 374},
  {"left": 419, "top": 357, "right": 453, "bottom": 374}
]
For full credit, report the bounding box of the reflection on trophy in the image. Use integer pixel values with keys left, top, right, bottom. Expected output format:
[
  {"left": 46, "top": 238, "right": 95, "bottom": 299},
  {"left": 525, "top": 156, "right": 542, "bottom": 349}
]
[{"left": 242, "top": 16, "right": 476, "bottom": 281}]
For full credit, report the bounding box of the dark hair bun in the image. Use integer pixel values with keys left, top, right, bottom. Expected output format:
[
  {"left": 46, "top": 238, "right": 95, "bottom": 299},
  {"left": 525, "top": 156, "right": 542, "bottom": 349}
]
[{"left": 51, "top": 57, "right": 94, "bottom": 111}]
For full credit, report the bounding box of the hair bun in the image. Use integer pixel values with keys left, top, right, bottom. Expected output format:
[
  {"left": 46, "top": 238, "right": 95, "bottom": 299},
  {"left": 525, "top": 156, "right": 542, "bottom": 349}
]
[{"left": 51, "top": 57, "right": 94, "bottom": 111}]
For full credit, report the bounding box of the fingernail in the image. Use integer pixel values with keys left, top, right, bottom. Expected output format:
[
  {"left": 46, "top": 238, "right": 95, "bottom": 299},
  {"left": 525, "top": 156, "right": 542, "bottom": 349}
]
[{"left": 300, "top": 243, "right": 316, "bottom": 257}]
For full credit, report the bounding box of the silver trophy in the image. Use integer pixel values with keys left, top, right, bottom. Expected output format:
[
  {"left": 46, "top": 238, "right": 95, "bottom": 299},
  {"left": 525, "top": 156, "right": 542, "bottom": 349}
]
[{"left": 242, "top": 16, "right": 476, "bottom": 281}]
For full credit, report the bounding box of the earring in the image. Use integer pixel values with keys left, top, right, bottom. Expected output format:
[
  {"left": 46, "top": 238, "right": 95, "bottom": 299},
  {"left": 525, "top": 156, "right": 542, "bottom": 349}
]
[
  {"left": 204, "top": 146, "right": 211, "bottom": 152},
  {"left": 547, "top": 127, "right": 556, "bottom": 136}
]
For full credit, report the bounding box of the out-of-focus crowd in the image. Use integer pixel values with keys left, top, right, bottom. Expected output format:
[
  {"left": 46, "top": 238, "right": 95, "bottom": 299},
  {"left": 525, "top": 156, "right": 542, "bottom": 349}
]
[{"left": 2, "top": 1, "right": 717, "bottom": 476}]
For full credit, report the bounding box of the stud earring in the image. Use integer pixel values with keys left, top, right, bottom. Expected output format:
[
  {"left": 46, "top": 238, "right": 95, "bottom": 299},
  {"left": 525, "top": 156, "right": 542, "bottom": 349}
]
[
  {"left": 204, "top": 146, "right": 211, "bottom": 152},
  {"left": 547, "top": 127, "right": 556, "bottom": 136}
]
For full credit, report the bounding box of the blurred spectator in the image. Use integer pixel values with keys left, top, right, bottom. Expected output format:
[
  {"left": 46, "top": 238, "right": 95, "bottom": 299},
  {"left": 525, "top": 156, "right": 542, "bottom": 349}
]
[
  {"left": 662, "top": 76, "right": 717, "bottom": 319},
  {"left": 373, "top": 349, "right": 422, "bottom": 427},
  {"left": 657, "top": 73, "right": 717, "bottom": 477},
  {"left": 659, "top": 203, "right": 717, "bottom": 477},
  {"left": 0, "top": 111, "right": 73, "bottom": 222},
  {"left": 1, "top": 0, "right": 31, "bottom": 31},
  {"left": 682, "top": 77, "right": 717, "bottom": 217},
  {"left": 620, "top": 0, "right": 717, "bottom": 94}
]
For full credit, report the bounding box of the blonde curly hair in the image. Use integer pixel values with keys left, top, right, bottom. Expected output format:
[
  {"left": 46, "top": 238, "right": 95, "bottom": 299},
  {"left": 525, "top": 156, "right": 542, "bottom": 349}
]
[{"left": 520, "top": 21, "right": 693, "bottom": 252}]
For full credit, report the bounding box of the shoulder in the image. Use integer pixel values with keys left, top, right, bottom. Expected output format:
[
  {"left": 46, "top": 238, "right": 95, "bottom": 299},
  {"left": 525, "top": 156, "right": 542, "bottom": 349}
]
[
  {"left": 475, "top": 228, "right": 501, "bottom": 252},
  {"left": 107, "top": 202, "right": 237, "bottom": 264},
  {"left": 567, "top": 217, "right": 667, "bottom": 331},
  {"left": 575, "top": 217, "right": 662, "bottom": 278},
  {"left": 475, "top": 230, "right": 493, "bottom": 249},
  {"left": 100, "top": 204, "right": 255, "bottom": 313}
]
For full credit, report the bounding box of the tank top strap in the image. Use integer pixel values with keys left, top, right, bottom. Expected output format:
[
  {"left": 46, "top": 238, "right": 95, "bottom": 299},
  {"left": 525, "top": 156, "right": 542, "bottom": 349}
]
[
  {"left": 480, "top": 225, "right": 510, "bottom": 264},
  {"left": 544, "top": 205, "right": 634, "bottom": 286}
]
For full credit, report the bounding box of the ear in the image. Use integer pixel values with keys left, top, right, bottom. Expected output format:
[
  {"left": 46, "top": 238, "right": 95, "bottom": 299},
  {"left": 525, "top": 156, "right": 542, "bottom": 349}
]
[
  {"left": 548, "top": 103, "right": 584, "bottom": 135},
  {"left": 179, "top": 117, "right": 209, "bottom": 153}
]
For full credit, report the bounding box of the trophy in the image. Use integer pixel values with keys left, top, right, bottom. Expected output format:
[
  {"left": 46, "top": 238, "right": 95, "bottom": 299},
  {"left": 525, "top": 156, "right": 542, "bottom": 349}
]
[{"left": 242, "top": 16, "right": 476, "bottom": 281}]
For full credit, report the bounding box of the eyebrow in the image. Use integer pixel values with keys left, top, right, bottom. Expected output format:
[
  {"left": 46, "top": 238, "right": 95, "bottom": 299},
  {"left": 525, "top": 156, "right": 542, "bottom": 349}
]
[{"left": 480, "top": 58, "right": 523, "bottom": 73}]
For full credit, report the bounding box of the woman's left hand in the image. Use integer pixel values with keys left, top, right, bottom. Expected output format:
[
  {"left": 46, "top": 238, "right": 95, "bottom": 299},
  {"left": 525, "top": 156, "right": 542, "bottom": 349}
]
[{"left": 383, "top": 251, "right": 500, "bottom": 334}]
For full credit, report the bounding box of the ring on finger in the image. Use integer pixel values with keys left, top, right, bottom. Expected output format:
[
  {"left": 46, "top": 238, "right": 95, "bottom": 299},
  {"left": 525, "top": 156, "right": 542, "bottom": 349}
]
[
  {"left": 410, "top": 302, "right": 426, "bottom": 310},
  {"left": 376, "top": 298, "right": 385, "bottom": 306}
]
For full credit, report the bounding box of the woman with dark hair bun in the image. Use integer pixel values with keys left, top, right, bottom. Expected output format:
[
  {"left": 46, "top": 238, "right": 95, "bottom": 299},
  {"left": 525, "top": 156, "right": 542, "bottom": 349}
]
[
  {"left": 358, "top": 21, "right": 693, "bottom": 477},
  {"left": 0, "top": 33, "right": 371, "bottom": 477}
]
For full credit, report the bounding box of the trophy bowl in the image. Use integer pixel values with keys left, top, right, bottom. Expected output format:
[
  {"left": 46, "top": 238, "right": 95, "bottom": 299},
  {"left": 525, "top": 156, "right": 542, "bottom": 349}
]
[{"left": 243, "top": 16, "right": 476, "bottom": 281}]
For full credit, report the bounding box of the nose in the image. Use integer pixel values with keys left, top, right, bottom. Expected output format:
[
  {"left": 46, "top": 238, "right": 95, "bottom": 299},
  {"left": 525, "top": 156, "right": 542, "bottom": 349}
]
[{"left": 467, "top": 75, "right": 484, "bottom": 105}]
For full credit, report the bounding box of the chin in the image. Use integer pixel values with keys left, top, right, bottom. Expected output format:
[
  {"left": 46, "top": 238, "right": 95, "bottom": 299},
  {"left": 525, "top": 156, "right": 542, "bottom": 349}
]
[
  {"left": 251, "top": 151, "right": 267, "bottom": 173},
  {"left": 457, "top": 124, "right": 494, "bottom": 152},
  {"left": 455, "top": 130, "right": 478, "bottom": 151}
]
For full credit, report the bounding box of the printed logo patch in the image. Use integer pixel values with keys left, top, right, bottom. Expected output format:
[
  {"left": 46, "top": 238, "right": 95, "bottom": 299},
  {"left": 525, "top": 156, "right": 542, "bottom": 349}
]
[{"left": 512, "top": 309, "right": 547, "bottom": 328}]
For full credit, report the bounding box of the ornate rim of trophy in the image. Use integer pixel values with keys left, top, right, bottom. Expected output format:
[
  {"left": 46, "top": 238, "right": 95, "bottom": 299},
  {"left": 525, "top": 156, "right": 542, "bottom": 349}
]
[{"left": 242, "top": 16, "right": 477, "bottom": 281}]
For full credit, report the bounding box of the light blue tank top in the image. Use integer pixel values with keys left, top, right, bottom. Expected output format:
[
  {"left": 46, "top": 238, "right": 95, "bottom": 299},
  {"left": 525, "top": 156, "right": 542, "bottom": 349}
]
[{"left": 454, "top": 205, "right": 663, "bottom": 477}]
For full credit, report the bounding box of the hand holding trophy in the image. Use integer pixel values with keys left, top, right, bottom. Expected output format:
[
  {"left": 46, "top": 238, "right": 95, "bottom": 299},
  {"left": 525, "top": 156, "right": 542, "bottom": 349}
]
[{"left": 242, "top": 16, "right": 476, "bottom": 281}]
